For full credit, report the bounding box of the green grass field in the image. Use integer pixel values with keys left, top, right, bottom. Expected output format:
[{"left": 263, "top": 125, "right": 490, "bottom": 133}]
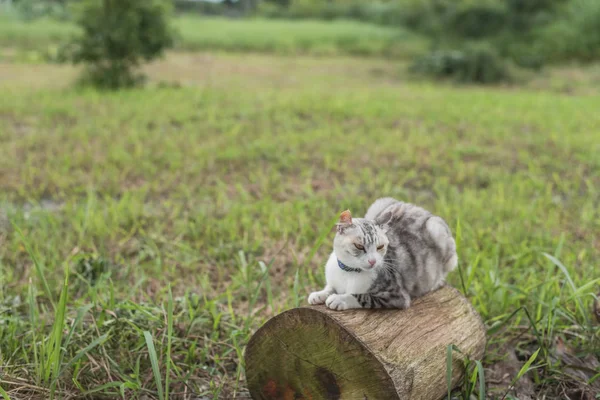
[
  {"left": 0, "top": 13, "right": 426, "bottom": 59},
  {"left": 0, "top": 14, "right": 599, "bottom": 400}
]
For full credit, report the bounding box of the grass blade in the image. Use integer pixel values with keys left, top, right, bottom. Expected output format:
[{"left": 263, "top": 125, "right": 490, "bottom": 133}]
[
  {"left": 143, "top": 331, "right": 164, "bottom": 400},
  {"left": 467, "top": 364, "right": 478, "bottom": 399},
  {"left": 516, "top": 348, "right": 540, "bottom": 381},
  {"left": 292, "top": 269, "right": 301, "bottom": 308},
  {"left": 165, "top": 286, "right": 174, "bottom": 400},
  {"left": 454, "top": 218, "right": 469, "bottom": 296},
  {"left": 12, "top": 223, "right": 55, "bottom": 309},
  {"left": 304, "top": 214, "right": 340, "bottom": 287},
  {"left": 457, "top": 258, "right": 468, "bottom": 297},
  {"left": 542, "top": 253, "right": 588, "bottom": 325},
  {"left": 60, "top": 304, "right": 94, "bottom": 369},
  {"left": 28, "top": 281, "right": 42, "bottom": 383},
  {"left": 305, "top": 214, "right": 339, "bottom": 265},
  {"left": 82, "top": 381, "right": 124, "bottom": 396},
  {"left": 0, "top": 385, "right": 10, "bottom": 400},
  {"left": 56, "top": 333, "right": 109, "bottom": 382},
  {"left": 258, "top": 261, "right": 273, "bottom": 310},
  {"left": 48, "top": 267, "right": 69, "bottom": 394},
  {"left": 454, "top": 217, "right": 462, "bottom": 252},
  {"left": 476, "top": 360, "right": 485, "bottom": 400},
  {"left": 501, "top": 348, "right": 540, "bottom": 400},
  {"left": 487, "top": 306, "right": 541, "bottom": 345}
]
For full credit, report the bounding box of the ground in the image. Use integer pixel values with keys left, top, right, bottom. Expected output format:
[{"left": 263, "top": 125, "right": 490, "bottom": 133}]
[{"left": 0, "top": 48, "right": 599, "bottom": 399}]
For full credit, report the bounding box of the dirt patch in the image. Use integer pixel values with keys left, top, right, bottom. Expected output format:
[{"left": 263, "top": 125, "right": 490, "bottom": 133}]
[
  {"left": 549, "top": 337, "right": 600, "bottom": 399},
  {"left": 0, "top": 61, "right": 78, "bottom": 89},
  {"left": 486, "top": 337, "right": 600, "bottom": 400},
  {"left": 486, "top": 343, "right": 536, "bottom": 400}
]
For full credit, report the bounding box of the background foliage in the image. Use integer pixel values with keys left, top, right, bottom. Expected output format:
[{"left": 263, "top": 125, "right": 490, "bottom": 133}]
[{"left": 5, "top": 0, "right": 600, "bottom": 83}]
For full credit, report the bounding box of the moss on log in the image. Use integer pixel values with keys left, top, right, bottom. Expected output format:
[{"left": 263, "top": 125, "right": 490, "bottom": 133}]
[{"left": 245, "top": 286, "right": 486, "bottom": 400}]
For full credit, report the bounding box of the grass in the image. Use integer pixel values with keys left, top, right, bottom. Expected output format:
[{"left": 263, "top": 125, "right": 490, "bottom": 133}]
[
  {"left": 0, "top": 12, "right": 428, "bottom": 59},
  {"left": 0, "top": 13, "right": 78, "bottom": 50},
  {"left": 0, "top": 47, "right": 600, "bottom": 400},
  {"left": 175, "top": 16, "right": 426, "bottom": 58}
]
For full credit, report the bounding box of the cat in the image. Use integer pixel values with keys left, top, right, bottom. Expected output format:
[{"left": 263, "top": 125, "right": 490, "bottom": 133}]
[{"left": 308, "top": 197, "right": 458, "bottom": 311}]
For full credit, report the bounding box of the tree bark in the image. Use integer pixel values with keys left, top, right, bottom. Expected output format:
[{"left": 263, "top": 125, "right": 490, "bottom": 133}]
[{"left": 245, "top": 285, "right": 486, "bottom": 400}]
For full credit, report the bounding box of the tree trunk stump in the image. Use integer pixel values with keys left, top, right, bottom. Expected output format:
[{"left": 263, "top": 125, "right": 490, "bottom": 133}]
[{"left": 245, "top": 286, "right": 486, "bottom": 400}]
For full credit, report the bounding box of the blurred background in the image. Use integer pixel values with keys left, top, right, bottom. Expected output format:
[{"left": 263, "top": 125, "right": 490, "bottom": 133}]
[
  {"left": 3, "top": 0, "right": 600, "bottom": 82},
  {"left": 0, "top": 0, "right": 599, "bottom": 399}
]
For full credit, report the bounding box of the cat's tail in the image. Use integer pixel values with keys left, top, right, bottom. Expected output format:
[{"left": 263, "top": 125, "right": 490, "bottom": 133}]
[
  {"left": 365, "top": 197, "right": 399, "bottom": 220},
  {"left": 426, "top": 216, "right": 458, "bottom": 273},
  {"left": 442, "top": 231, "right": 458, "bottom": 273},
  {"left": 444, "top": 251, "right": 458, "bottom": 272}
]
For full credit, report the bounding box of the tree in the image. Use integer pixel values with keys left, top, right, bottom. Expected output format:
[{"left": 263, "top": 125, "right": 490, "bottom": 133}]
[{"left": 65, "top": 0, "right": 175, "bottom": 89}]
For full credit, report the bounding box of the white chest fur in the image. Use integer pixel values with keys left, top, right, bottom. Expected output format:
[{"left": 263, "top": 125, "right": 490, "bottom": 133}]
[{"left": 324, "top": 252, "right": 376, "bottom": 294}]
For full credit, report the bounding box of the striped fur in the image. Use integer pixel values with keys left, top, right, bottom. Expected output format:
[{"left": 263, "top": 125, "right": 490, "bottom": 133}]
[{"left": 308, "top": 197, "right": 457, "bottom": 310}]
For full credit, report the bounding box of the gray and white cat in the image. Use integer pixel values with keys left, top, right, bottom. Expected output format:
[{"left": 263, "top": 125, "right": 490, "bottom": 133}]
[{"left": 308, "top": 197, "right": 457, "bottom": 311}]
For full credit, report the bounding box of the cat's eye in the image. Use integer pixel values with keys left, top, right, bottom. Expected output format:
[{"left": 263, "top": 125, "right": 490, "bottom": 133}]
[
  {"left": 377, "top": 245, "right": 385, "bottom": 250},
  {"left": 354, "top": 243, "right": 365, "bottom": 251}
]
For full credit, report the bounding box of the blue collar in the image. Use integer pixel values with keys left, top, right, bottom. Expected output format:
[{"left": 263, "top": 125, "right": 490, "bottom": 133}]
[{"left": 337, "top": 259, "right": 362, "bottom": 273}]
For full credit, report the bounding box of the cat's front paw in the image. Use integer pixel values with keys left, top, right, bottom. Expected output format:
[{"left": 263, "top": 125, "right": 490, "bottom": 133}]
[
  {"left": 325, "top": 294, "right": 360, "bottom": 311},
  {"left": 308, "top": 290, "right": 330, "bottom": 305}
]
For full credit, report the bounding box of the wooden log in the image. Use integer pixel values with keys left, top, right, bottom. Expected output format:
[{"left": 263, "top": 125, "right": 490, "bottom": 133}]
[{"left": 245, "top": 286, "right": 486, "bottom": 400}]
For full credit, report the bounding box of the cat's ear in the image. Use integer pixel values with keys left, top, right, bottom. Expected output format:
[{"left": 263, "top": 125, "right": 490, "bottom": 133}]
[
  {"left": 335, "top": 210, "right": 352, "bottom": 234},
  {"left": 339, "top": 210, "right": 352, "bottom": 224}
]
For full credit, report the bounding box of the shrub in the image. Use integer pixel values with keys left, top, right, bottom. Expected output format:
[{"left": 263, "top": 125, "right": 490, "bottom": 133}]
[
  {"left": 535, "top": 0, "right": 600, "bottom": 62},
  {"left": 411, "top": 43, "right": 510, "bottom": 84},
  {"left": 505, "top": 0, "right": 565, "bottom": 15},
  {"left": 64, "top": 0, "right": 175, "bottom": 89},
  {"left": 449, "top": 5, "right": 507, "bottom": 39},
  {"left": 505, "top": 0, "right": 564, "bottom": 33},
  {"left": 500, "top": 39, "right": 546, "bottom": 70}
]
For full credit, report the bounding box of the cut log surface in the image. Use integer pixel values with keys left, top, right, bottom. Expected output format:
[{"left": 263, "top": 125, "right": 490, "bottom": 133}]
[{"left": 245, "top": 286, "right": 486, "bottom": 400}]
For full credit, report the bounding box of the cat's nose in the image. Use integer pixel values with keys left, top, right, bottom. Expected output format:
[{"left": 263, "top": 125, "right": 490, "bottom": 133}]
[{"left": 368, "top": 259, "right": 376, "bottom": 266}]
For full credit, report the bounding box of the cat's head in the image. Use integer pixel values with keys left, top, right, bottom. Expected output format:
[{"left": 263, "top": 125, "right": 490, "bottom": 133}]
[{"left": 333, "top": 210, "right": 389, "bottom": 271}]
